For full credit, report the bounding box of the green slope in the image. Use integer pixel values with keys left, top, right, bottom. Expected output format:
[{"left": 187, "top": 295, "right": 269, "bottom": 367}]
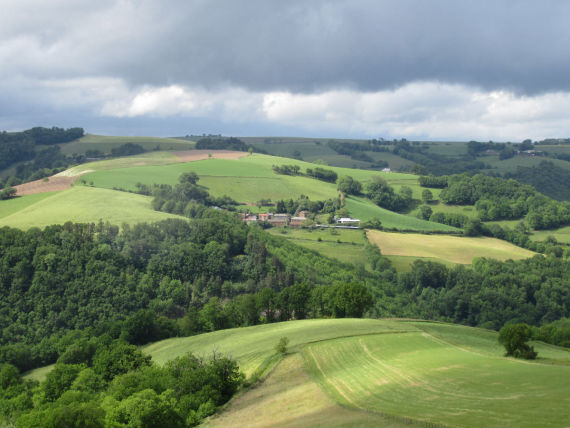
[
  {"left": 0, "top": 186, "right": 183, "bottom": 229},
  {"left": 79, "top": 154, "right": 457, "bottom": 232},
  {"left": 144, "top": 319, "right": 569, "bottom": 428}
]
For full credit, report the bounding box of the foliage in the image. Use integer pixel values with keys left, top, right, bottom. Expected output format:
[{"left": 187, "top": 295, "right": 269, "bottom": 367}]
[
  {"left": 337, "top": 176, "right": 362, "bottom": 195},
  {"left": 305, "top": 167, "right": 338, "bottom": 183},
  {"left": 195, "top": 137, "right": 258, "bottom": 152},
  {"left": 366, "top": 176, "right": 412, "bottom": 212},
  {"left": 272, "top": 164, "right": 300, "bottom": 176},
  {"left": 275, "top": 337, "right": 289, "bottom": 355},
  {"left": 110, "top": 143, "right": 145, "bottom": 157},
  {"left": 498, "top": 323, "right": 537, "bottom": 359}
]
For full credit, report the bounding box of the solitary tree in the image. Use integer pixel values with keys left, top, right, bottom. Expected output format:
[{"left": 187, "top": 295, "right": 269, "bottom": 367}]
[
  {"left": 275, "top": 337, "right": 289, "bottom": 355},
  {"left": 498, "top": 323, "right": 537, "bottom": 359}
]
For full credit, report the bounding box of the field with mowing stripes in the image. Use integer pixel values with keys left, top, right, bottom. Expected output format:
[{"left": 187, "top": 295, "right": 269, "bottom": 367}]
[
  {"left": 368, "top": 230, "right": 536, "bottom": 265},
  {"left": 142, "top": 319, "right": 570, "bottom": 428},
  {"left": 304, "top": 323, "right": 570, "bottom": 427}
]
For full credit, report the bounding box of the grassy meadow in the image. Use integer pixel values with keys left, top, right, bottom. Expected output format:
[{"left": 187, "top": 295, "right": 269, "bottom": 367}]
[
  {"left": 0, "top": 186, "right": 182, "bottom": 229},
  {"left": 142, "top": 319, "right": 570, "bottom": 428},
  {"left": 367, "top": 230, "right": 536, "bottom": 265},
  {"left": 77, "top": 153, "right": 456, "bottom": 232},
  {"left": 304, "top": 322, "right": 570, "bottom": 428},
  {"left": 268, "top": 227, "right": 371, "bottom": 268}
]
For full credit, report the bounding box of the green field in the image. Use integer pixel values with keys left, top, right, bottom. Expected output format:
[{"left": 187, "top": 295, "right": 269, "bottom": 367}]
[
  {"left": 59, "top": 134, "right": 194, "bottom": 155},
  {"left": 530, "top": 226, "right": 570, "bottom": 244},
  {"left": 0, "top": 186, "right": 183, "bottom": 229},
  {"left": 368, "top": 230, "right": 536, "bottom": 265},
  {"left": 141, "top": 319, "right": 570, "bottom": 427},
  {"left": 268, "top": 227, "right": 371, "bottom": 268},
  {"left": 304, "top": 322, "right": 569, "bottom": 427},
  {"left": 78, "top": 154, "right": 456, "bottom": 232},
  {"left": 0, "top": 192, "right": 61, "bottom": 219}
]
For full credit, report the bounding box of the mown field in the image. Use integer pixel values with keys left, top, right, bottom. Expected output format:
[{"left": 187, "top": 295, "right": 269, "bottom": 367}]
[
  {"left": 304, "top": 322, "right": 570, "bottom": 428},
  {"left": 367, "top": 230, "right": 536, "bottom": 265},
  {"left": 530, "top": 225, "right": 570, "bottom": 244},
  {"left": 140, "top": 319, "right": 570, "bottom": 428},
  {"left": 0, "top": 186, "right": 182, "bottom": 229}
]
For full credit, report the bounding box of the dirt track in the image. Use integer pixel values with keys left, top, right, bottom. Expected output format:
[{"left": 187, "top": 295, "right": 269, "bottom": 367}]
[
  {"left": 13, "top": 176, "right": 81, "bottom": 196},
  {"left": 172, "top": 150, "right": 248, "bottom": 162}
]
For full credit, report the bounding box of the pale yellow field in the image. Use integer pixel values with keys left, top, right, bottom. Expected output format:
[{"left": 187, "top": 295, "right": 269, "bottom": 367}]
[
  {"left": 204, "top": 354, "right": 403, "bottom": 428},
  {"left": 367, "top": 230, "right": 536, "bottom": 264}
]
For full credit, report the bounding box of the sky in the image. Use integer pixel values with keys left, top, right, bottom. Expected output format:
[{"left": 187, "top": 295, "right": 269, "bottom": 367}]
[{"left": 1, "top": 0, "right": 570, "bottom": 141}]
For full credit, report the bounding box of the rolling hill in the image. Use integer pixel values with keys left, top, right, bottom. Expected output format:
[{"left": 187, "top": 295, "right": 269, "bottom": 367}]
[{"left": 141, "top": 319, "right": 570, "bottom": 428}]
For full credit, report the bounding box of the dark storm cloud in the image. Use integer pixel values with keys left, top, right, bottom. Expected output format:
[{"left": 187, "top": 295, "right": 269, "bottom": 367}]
[
  {"left": 2, "top": 0, "right": 569, "bottom": 94},
  {"left": 100, "top": 0, "right": 570, "bottom": 94}
]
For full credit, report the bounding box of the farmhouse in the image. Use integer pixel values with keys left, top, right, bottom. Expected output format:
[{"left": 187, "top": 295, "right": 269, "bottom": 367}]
[
  {"left": 381, "top": 168, "right": 392, "bottom": 172},
  {"left": 269, "top": 213, "right": 290, "bottom": 227},
  {"left": 336, "top": 217, "right": 360, "bottom": 225},
  {"left": 290, "top": 216, "right": 307, "bottom": 227}
]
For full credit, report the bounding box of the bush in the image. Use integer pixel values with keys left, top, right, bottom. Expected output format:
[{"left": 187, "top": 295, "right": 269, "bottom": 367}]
[{"left": 275, "top": 337, "right": 289, "bottom": 355}]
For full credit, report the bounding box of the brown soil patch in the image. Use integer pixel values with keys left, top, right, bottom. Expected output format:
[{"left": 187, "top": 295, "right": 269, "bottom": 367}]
[
  {"left": 172, "top": 150, "right": 248, "bottom": 162},
  {"left": 13, "top": 176, "right": 80, "bottom": 196}
]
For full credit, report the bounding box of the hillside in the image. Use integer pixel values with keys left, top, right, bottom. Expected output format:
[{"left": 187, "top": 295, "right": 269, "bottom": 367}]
[{"left": 142, "top": 319, "right": 570, "bottom": 428}]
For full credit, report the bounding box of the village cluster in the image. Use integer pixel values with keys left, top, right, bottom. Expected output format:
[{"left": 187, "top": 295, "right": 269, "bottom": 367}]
[{"left": 239, "top": 210, "right": 361, "bottom": 228}]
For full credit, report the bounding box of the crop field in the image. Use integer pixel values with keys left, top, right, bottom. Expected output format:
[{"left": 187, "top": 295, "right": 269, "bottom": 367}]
[
  {"left": 267, "top": 228, "right": 370, "bottom": 268},
  {"left": 304, "top": 322, "right": 570, "bottom": 428},
  {"left": 0, "top": 186, "right": 182, "bottom": 229},
  {"left": 367, "top": 230, "right": 536, "bottom": 264},
  {"left": 59, "top": 134, "right": 194, "bottom": 155},
  {"left": 411, "top": 203, "right": 478, "bottom": 219}
]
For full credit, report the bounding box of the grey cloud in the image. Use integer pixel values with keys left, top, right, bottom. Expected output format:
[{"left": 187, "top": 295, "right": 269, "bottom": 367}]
[{"left": 2, "top": 0, "right": 570, "bottom": 94}]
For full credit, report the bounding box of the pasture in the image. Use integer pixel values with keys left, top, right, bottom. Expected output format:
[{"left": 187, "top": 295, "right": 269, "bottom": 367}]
[
  {"left": 79, "top": 154, "right": 456, "bottom": 232},
  {"left": 367, "top": 230, "right": 536, "bottom": 264},
  {"left": 0, "top": 186, "right": 182, "bottom": 229},
  {"left": 530, "top": 225, "right": 570, "bottom": 244},
  {"left": 267, "top": 228, "right": 371, "bottom": 268}
]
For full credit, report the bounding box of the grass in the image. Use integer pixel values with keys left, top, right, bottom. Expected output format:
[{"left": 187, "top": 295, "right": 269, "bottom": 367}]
[
  {"left": 59, "top": 134, "right": 194, "bottom": 155},
  {"left": 345, "top": 196, "right": 458, "bottom": 232},
  {"left": 79, "top": 154, "right": 457, "bottom": 232},
  {"left": 304, "top": 323, "right": 570, "bottom": 427},
  {"left": 0, "top": 187, "right": 183, "bottom": 229},
  {"left": 384, "top": 255, "right": 457, "bottom": 272},
  {"left": 530, "top": 226, "right": 570, "bottom": 244},
  {"left": 204, "top": 354, "right": 404, "bottom": 428},
  {"left": 143, "top": 319, "right": 411, "bottom": 378},
  {"left": 0, "top": 192, "right": 61, "bottom": 219},
  {"left": 267, "top": 228, "right": 371, "bottom": 268},
  {"left": 367, "top": 230, "right": 536, "bottom": 264},
  {"left": 26, "top": 319, "right": 570, "bottom": 426}
]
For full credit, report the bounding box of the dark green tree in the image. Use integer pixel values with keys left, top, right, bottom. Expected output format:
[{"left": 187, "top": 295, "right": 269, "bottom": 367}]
[{"left": 498, "top": 323, "right": 537, "bottom": 359}]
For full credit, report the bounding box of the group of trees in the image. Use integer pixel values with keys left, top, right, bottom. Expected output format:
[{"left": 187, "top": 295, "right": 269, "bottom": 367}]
[
  {"left": 305, "top": 167, "right": 338, "bottom": 183},
  {"left": 0, "top": 342, "right": 242, "bottom": 427},
  {"left": 195, "top": 137, "right": 263, "bottom": 153},
  {"left": 421, "top": 173, "right": 570, "bottom": 231},
  {"left": 0, "top": 127, "right": 84, "bottom": 176},
  {"left": 366, "top": 176, "right": 413, "bottom": 212},
  {"left": 148, "top": 172, "right": 238, "bottom": 215}
]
